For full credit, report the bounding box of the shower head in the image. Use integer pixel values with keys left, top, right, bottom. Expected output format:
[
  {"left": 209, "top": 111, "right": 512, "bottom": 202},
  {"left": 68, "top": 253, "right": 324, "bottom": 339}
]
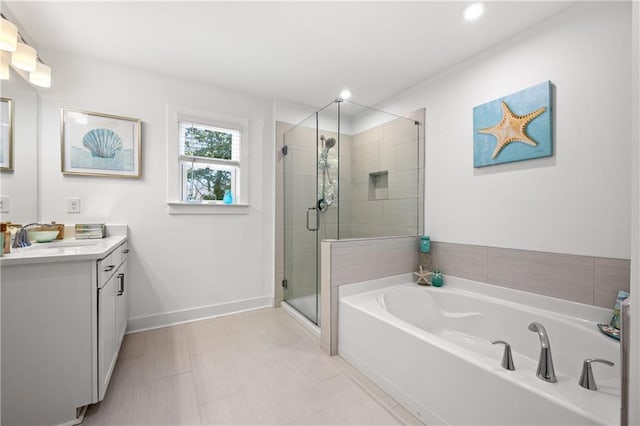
[
  {"left": 324, "top": 137, "right": 336, "bottom": 149},
  {"left": 320, "top": 135, "right": 336, "bottom": 150}
]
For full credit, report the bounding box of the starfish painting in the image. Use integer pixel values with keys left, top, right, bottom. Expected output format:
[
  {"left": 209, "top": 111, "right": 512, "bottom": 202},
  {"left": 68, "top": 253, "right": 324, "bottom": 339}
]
[{"left": 478, "top": 101, "right": 547, "bottom": 159}]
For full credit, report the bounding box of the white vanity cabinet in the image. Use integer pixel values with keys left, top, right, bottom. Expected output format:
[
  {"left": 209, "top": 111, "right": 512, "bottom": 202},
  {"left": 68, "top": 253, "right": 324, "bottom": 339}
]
[
  {"left": 0, "top": 235, "right": 129, "bottom": 426},
  {"left": 97, "top": 242, "right": 128, "bottom": 401}
]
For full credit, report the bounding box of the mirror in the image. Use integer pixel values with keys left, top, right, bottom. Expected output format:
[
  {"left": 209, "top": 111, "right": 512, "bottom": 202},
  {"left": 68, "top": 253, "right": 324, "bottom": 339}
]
[{"left": 0, "top": 67, "right": 38, "bottom": 224}]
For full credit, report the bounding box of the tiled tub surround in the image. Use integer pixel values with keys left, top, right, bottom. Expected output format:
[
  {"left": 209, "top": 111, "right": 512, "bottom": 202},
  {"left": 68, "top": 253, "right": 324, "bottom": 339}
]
[
  {"left": 320, "top": 237, "right": 630, "bottom": 355},
  {"left": 338, "top": 276, "right": 620, "bottom": 425},
  {"left": 430, "top": 241, "right": 631, "bottom": 308}
]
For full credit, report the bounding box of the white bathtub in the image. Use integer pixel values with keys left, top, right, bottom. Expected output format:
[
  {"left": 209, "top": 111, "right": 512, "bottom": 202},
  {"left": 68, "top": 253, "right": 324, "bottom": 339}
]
[{"left": 338, "top": 274, "right": 620, "bottom": 425}]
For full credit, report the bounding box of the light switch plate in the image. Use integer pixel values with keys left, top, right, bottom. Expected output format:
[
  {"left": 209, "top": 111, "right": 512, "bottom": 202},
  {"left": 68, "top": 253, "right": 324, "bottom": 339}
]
[
  {"left": 67, "top": 197, "right": 81, "bottom": 214},
  {"left": 0, "top": 196, "right": 9, "bottom": 213}
]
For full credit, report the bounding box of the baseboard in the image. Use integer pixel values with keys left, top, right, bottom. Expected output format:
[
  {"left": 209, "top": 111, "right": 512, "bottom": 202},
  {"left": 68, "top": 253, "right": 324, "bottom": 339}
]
[{"left": 126, "top": 295, "right": 274, "bottom": 333}]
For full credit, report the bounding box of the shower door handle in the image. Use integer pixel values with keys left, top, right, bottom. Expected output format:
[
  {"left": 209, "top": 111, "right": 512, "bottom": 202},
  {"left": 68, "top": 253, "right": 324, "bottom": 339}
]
[{"left": 306, "top": 207, "right": 319, "bottom": 231}]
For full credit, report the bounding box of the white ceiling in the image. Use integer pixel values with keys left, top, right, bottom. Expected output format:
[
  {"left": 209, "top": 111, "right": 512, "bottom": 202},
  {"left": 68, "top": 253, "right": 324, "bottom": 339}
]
[{"left": 7, "top": 1, "right": 577, "bottom": 109}]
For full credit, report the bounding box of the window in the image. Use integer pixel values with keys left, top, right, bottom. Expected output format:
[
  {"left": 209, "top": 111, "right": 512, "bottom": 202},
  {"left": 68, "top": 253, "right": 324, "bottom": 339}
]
[
  {"left": 179, "top": 122, "right": 239, "bottom": 202},
  {"left": 167, "top": 105, "right": 248, "bottom": 214}
]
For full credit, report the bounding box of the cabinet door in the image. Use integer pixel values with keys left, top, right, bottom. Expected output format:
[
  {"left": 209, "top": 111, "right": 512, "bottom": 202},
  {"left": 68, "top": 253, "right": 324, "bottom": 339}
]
[
  {"left": 98, "top": 272, "right": 118, "bottom": 401},
  {"left": 115, "top": 259, "right": 128, "bottom": 351}
]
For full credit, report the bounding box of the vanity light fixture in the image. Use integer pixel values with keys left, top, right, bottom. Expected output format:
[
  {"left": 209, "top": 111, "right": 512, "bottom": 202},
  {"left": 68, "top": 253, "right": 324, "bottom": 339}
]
[
  {"left": 0, "top": 51, "right": 10, "bottom": 79},
  {"left": 0, "top": 16, "right": 17, "bottom": 52},
  {"left": 339, "top": 89, "right": 352, "bottom": 100},
  {"left": 11, "top": 41, "right": 36, "bottom": 72},
  {"left": 0, "top": 12, "right": 51, "bottom": 87},
  {"left": 29, "top": 61, "right": 51, "bottom": 87},
  {"left": 463, "top": 2, "right": 485, "bottom": 21}
]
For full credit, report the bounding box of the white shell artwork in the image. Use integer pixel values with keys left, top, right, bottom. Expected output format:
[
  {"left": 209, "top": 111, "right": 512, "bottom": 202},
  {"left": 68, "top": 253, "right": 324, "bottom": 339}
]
[{"left": 82, "top": 128, "right": 123, "bottom": 159}]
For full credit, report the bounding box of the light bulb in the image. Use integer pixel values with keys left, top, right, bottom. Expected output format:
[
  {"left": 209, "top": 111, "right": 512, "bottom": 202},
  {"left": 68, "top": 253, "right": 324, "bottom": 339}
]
[
  {"left": 30, "top": 62, "right": 51, "bottom": 87},
  {"left": 339, "top": 90, "right": 352, "bottom": 100},
  {"left": 464, "top": 2, "right": 485, "bottom": 21},
  {"left": 11, "top": 42, "right": 37, "bottom": 72},
  {"left": 0, "top": 18, "right": 17, "bottom": 52}
]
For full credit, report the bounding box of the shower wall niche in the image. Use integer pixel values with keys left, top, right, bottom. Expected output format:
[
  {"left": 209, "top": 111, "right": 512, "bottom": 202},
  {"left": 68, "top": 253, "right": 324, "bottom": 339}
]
[{"left": 276, "top": 101, "right": 424, "bottom": 323}]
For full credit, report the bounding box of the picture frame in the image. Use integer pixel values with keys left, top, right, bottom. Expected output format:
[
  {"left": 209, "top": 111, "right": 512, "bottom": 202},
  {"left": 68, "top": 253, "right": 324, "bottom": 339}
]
[
  {"left": 473, "top": 81, "right": 552, "bottom": 168},
  {"left": 1, "top": 97, "right": 14, "bottom": 171},
  {"left": 61, "top": 108, "right": 141, "bottom": 178}
]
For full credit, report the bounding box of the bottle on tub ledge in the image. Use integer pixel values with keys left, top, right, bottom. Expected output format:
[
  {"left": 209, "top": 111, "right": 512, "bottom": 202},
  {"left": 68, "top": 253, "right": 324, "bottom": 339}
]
[
  {"left": 431, "top": 270, "right": 444, "bottom": 287},
  {"left": 414, "top": 235, "right": 433, "bottom": 285},
  {"left": 415, "top": 236, "right": 444, "bottom": 287}
]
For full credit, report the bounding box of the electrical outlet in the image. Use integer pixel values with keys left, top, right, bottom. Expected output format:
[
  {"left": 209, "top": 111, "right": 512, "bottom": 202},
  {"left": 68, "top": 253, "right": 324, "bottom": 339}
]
[
  {"left": 0, "top": 196, "right": 9, "bottom": 213},
  {"left": 67, "top": 197, "right": 81, "bottom": 214}
]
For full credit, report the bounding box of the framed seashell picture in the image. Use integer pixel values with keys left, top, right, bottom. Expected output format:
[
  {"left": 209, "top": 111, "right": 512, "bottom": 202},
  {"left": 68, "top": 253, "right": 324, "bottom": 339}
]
[{"left": 61, "top": 108, "right": 141, "bottom": 177}]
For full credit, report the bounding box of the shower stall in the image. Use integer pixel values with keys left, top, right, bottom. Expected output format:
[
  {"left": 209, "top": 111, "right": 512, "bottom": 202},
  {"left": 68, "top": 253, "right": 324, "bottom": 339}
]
[{"left": 279, "top": 99, "right": 424, "bottom": 326}]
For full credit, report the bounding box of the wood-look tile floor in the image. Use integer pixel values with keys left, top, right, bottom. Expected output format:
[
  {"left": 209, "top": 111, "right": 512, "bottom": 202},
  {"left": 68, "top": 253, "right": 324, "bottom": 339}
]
[{"left": 83, "top": 307, "right": 421, "bottom": 425}]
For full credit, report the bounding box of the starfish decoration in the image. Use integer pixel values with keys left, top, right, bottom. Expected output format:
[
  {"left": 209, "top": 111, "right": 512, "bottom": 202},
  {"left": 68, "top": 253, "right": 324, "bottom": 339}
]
[
  {"left": 413, "top": 265, "right": 432, "bottom": 286},
  {"left": 478, "top": 101, "right": 546, "bottom": 159}
]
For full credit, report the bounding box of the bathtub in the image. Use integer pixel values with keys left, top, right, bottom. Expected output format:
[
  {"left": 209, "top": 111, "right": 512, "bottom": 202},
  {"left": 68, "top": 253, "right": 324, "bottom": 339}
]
[{"left": 338, "top": 274, "right": 620, "bottom": 425}]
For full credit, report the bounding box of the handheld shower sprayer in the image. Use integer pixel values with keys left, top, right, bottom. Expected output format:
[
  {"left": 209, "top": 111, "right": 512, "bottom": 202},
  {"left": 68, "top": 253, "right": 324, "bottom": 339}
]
[{"left": 318, "top": 135, "right": 337, "bottom": 212}]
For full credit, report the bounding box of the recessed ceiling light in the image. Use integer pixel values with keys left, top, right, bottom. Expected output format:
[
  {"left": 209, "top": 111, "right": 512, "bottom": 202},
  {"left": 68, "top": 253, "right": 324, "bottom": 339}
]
[
  {"left": 464, "top": 2, "right": 485, "bottom": 21},
  {"left": 339, "top": 90, "right": 352, "bottom": 100}
]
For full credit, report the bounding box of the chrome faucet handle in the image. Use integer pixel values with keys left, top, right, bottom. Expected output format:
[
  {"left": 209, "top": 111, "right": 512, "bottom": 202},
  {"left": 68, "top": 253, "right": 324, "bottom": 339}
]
[
  {"left": 578, "top": 358, "right": 614, "bottom": 391},
  {"left": 491, "top": 340, "right": 515, "bottom": 371}
]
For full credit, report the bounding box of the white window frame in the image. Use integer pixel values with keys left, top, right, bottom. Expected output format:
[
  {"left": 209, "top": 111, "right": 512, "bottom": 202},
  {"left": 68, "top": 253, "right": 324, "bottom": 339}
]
[{"left": 167, "top": 105, "right": 249, "bottom": 215}]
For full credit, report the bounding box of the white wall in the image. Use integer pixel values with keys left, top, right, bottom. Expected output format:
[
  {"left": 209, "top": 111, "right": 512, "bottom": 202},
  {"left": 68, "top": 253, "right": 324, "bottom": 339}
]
[
  {"left": 38, "top": 49, "right": 275, "bottom": 330},
  {"left": 370, "top": 2, "right": 632, "bottom": 259}
]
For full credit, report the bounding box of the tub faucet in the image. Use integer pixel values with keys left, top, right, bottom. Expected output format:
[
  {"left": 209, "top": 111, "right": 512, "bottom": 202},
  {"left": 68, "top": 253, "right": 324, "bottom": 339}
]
[{"left": 528, "top": 322, "right": 557, "bottom": 383}]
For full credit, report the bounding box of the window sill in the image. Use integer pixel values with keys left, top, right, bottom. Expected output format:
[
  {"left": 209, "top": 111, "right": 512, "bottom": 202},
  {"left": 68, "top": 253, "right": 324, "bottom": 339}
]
[{"left": 167, "top": 202, "right": 249, "bottom": 215}]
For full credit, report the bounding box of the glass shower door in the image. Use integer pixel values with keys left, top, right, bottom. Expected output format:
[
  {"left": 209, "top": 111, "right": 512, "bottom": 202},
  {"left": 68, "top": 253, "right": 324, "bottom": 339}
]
[{"left": 283, "top": 113, "right": 319, "bottom": 324}]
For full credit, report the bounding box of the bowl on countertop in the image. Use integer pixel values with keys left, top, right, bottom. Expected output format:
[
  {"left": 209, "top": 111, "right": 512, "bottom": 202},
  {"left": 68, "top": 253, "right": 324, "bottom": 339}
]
[{"left": 28, "top": 230, "right": 60, "bottom": 243}]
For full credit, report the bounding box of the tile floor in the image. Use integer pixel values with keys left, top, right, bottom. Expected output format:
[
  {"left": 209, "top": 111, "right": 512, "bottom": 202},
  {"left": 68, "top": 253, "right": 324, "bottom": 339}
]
[{"left": 83, "top": 307, "right": 421, "bottom": 425}]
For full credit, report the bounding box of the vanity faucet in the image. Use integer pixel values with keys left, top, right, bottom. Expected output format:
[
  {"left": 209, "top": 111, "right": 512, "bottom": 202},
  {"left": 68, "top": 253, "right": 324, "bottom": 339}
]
[
  {"left": 12, "top": 223, "right": 48, "bottom": 248},
  {"left": 528, "top": 322, "right": 557, "bottom": 383}
]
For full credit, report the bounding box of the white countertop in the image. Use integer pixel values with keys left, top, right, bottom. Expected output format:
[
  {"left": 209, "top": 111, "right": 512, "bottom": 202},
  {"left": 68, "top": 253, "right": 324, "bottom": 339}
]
[{"left": 0, "top": 225, "right": 128, "bottom": 266}]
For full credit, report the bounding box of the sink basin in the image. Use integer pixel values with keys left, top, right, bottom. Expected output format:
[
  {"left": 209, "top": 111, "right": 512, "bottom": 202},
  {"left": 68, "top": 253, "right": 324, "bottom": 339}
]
[{"left": 28, "top": 240, "right": 100, "bottom": 250}]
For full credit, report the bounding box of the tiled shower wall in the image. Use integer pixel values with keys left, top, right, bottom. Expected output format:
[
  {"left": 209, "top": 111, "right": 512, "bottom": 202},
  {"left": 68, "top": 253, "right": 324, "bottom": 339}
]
[{"left": 342, "top": 109, "right": 425, "bottom": 238}]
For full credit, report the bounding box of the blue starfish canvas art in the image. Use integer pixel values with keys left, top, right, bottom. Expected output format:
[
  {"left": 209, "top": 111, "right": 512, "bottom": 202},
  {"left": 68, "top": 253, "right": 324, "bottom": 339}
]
[{"left": 473, "top": 81, "right": 553, "bottom": 167}]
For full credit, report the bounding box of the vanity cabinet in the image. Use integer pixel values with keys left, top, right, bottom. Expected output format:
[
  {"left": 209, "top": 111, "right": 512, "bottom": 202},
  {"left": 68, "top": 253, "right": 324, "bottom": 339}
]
[
  {"left": 0, "top": 236, "right": 129, "bottom": 426},
  {"left": 98, "top": 242, "right": 128, "bottom": 401}
]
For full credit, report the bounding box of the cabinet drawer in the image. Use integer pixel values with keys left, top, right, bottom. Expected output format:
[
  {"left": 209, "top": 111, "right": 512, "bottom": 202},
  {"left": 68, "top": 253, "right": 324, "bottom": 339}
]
[
  {"left": 98, "top": 254, "right": 116, "bottom": 288},
  {"left": 98, "top": 242, "right": 128, "bottom": 288}
]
